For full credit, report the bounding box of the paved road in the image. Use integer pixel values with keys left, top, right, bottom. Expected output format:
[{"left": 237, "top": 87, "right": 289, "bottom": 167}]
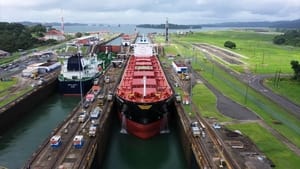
[
  {"left": 246, "top": 74, "right": 300, "bottom": 119},
  {"left": 192, "top": 44, "right": 300, "bottom": 156},
  {"left": 194, "top": 44, "right": 300, "bottom": 120},
  {"left": 192, "top": 70, "right": 259, "bottom": 120}
]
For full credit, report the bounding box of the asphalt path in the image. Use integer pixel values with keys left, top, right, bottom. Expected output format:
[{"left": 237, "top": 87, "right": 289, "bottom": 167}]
[
  {"left": 192, "top": 44, "right": 300, "bottom": 156},
  {"left": 194, "top": 44, "right": 300, "bottom": 120},
  {"left": 192, "top": 70, "right": 259, "bottom": 120},
  {"left": 247, "top": 74, "right": 300, "bottom": 119}
]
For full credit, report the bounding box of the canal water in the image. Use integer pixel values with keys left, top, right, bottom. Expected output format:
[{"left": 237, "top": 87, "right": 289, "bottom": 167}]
[
  {"left": 99, "top": 117, "right": 188, "bottom": 169},
  {"left": 0, "top": 93, "right": 188, "bottom": 169},
  {"left": 0, "top": 94, "right": 80, "bottom": 168}
]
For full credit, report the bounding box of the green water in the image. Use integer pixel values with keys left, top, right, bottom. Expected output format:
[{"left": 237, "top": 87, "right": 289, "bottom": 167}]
[
  {"left": 0, "top": 93, "right": 188, "bottom": 169},
  {"left": 0, "top": 94, "right": 80, "bottom": 168},
  {"left": 100, "top": 118, "right": 188, "bottom": 169}
]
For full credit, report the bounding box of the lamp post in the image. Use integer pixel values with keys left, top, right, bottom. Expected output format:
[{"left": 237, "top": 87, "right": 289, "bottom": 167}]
[
  {"left": 244, "top": 81, "right": 249, "bottom": 104},
  {"left": 190, "top": 62, "right": 193, "bottom": 115}
]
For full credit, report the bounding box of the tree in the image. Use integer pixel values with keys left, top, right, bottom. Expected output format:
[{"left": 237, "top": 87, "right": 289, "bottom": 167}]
[
  {"left": 273, "top": 35, "right": 286, "bottom": 45},
  {"left": 0, "top": 22, "right": 53, "bottom": 53},
  {"left": 290, "top": 60, "right": 300, "bottom": 80},
  {"left": 75, "top": 32, "right": 83, "bottom": 38},
  {"left": 224, "top": 41, "right": 236, "bottom": 49},
  {"left": 273, "top": 30, "right": 300, "bottom": 46},
  {"left": 29, "top": 24, "right": 46, "bottom": 33}
]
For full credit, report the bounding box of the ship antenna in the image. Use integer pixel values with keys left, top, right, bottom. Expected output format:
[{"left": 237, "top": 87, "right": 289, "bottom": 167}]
[
  {"left": 77, "top": 52, "right": 83, "bottom": 109},
  {"left": 61, "top": 9, "right": 64, "bottom": 34},
  {"left": 143, "top": 76, "right": 147, "bottom": 97}
]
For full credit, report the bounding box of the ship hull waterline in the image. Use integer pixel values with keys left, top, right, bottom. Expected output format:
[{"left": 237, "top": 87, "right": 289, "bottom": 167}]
[
  {"left": 116, "top": 97, "right": 172, "bottom": 139},
  {"left": 58, "top": 78, "right": 94, "bottom": 95}
]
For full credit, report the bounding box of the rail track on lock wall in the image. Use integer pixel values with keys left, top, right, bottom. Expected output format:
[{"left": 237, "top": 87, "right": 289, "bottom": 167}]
[
  {"left": 164, "top": 65, "right": 213, "bottom": 168},
  {"left": 23, "top": 47, "right": 129, "bottom": 169},
  {"left": 164, "top": 63, "right": 242, "bottom": 169}
]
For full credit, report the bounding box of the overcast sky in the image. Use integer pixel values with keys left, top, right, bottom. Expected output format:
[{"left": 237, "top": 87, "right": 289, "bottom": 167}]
[{"left": 1, "top": 0, "right": 300, "bottom": 24}]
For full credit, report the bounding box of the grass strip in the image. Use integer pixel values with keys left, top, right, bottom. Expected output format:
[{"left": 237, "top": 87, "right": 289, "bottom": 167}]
[{"left": 227, "top": 123, "right": 300, "bottom": 169}]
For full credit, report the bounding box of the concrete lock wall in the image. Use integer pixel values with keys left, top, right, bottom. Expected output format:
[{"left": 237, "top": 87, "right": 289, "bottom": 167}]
[{"left": 0, "top": 80, "right": 58, "bottom": 134}]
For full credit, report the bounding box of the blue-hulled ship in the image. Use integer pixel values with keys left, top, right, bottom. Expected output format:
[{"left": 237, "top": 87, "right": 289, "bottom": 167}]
[{"left": 58, "top": 53, "right": 110, "bottom": 95}]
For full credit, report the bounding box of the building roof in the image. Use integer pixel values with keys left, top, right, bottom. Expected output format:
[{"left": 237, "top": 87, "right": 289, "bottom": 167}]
[
  {"left": 46, "top": 30, "right": 64, "bottom": 36},
  {"left": 173, "top": 61, "right": 188, "bottom": 68},
  {"left": 0, "top": 49, "right": 9, "bottom": 55}
]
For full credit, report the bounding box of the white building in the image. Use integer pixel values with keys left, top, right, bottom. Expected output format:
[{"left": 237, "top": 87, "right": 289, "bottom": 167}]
[
  {"left": 172, "top": 61, "right": 188, "bottom": 73},
  {"left": 0, "top": 49, "right": 9, "bottom": 58},
  {"left": 44, "top": 30, "right": 65, "bottom": 41},
  {"left": 22, "top": 62, "right": 61, "bottom": 77}
]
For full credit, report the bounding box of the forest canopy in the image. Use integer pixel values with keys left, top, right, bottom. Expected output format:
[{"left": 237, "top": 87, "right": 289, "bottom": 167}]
[
  {"left": 0, "top": 22, "right": 57, "bottom": 53},
  {"left": 273, "top": 30, "right": 300, "bottom": 47}
]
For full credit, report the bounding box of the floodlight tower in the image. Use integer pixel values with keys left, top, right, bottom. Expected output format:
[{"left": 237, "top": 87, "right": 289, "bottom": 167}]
[
  {"left": 165, "top": 17, "right": 169, "bottom": 43},
  {"left": 61, "top": 9, "right": 64, "bottom": 34}
]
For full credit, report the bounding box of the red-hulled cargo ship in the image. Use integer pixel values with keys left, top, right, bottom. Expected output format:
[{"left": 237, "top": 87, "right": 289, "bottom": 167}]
[{"left": 115, "top": 35, "right": 173, "bottom": 139}]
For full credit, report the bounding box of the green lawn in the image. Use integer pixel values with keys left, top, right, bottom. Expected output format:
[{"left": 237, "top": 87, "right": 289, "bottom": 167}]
[
  {"left": 172, "top": 31, "right": 300, "bottom": 74},
  {"left": 66, "top": 46, "right": 78, "bottom": 53},
  {"left": 0, "top": 87, "right": 32, "bottom": 107},
  {"left": 156, "top": 34, "right": 300, "bottom": 168},
  {"left": 162, "top": 32, "right": 300, "bottom": 147},
  {"left": 0, "top": 53, "right": 20, "bottom": 65},
  {"left": 264, "top": 78, "right": 300, "bottom": 105},
  {"left": 0, "top": 78, "right": 17, "bottom": 92},
  {"left": 192, "top": 84, "right": 231, "bottom": 122},
  {"left": 0, "top": 78, "right": 33, "bottom": 107},
  {"left": 227, "top": 123, "right": 300, "bottom": 169},
  {"left": 196, "top": 55, "right": 300, "bottom": 147},
  {"left": 159, "top": 36, "right": 300, "bottom": 147}
]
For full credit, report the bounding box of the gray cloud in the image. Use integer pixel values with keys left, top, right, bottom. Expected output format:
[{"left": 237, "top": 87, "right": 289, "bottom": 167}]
[{"left": 0, "top": 0, "right": 299, "bottom": 24}]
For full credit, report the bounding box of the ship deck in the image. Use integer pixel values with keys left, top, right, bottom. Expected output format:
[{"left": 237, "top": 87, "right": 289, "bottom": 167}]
[{"left": 116, "top": 56, "right": 172, "bottom": 103}]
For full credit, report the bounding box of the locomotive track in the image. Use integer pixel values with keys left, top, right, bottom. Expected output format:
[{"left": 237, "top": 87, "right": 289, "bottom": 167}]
[
  {"left": 24, "top": 55, "right": 126, "bottom": 169},
  {"left": 165, "top": 64, "right": 213, "bottom": 168},
  {"left": 175, "top": 101, "right": 213, "bottom": 168},
  {"left": 25, "top": 103, "right": 82, "bottom": 168},
  {"left": 164, "top": 62, "right": 242, "bottom": 169}
]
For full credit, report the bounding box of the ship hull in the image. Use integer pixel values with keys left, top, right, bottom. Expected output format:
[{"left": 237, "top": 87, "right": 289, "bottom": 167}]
[
  {"left": 115, "top": 36, "right": 173, "bottom": 139},
  {"left": 122, "top": 116, "right": 163, "bottom": 139},
  {"left": 116, "top": 96, "right": 172, "bottom": 139},
  {"left": 58, "top": 78, "right": 94, "bottom": 95}
]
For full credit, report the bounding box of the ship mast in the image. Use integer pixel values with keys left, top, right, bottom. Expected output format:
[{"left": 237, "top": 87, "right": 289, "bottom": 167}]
[
  {"left": 77, "top": 46, "right": 83, "bottom": 109},
  {"left": 143, "top": 76, "right": 147, "bottom": 97}
]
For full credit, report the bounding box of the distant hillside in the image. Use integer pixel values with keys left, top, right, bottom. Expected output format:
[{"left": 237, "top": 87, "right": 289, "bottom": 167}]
[
  {"left": 19, "top": 21, "right": 87, "bottom": 27},
  {"left": 137, "top": 23, "right": 202, "bottom": 29},
  {"left": 271, "top": 19, "right": 300, "bottom": 28},
  {"left": 202, "top": 22, "right": 273, "bottom": 27},
  {"left": 202, "top": 19, "right": 300, "bottom": 28}
]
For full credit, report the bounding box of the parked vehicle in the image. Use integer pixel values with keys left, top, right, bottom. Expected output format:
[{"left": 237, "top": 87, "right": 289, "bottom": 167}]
[
  {"left": 88, "top": 125, "right": 97, "bottom": 137},
  {"left": 50, "top": 135, "right": 62, "bottom": 148},
  {"left": 90, "top": 106, "right": 101, "bottom": 119},
  {"left": 78, "top": 112, "right": 88, "bottom": 123},
  {"left": 191, "top": 121, "right": 201, "bottom": 137},
  {"left": 73, "top": 135, "right": 84, "bottom": 148}
]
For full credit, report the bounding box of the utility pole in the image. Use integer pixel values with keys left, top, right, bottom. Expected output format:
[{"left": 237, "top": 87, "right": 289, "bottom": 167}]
[
  {"left": 60, "top": 9, "right": 64, "bottom": 34},
  {"left": 165, "top": 17, "right": 169, "bottom": 43},
  {"left": 190, "top": 64, "right": 192, "bottom": 115},
  {"left": 244, "top": 81, "right": 249, "bottom": 104},
  {"left": 262, "top": 50, "right": 265, "bottom": 65}
]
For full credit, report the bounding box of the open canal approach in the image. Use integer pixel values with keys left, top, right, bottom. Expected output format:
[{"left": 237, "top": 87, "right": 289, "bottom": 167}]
[
  {"left": 0, "top": 92, "right": 189, "bottom": 169},
  {"left": 99, "top": 115, "right": 188, "bottom": 169},
  {"left": 0, "top": 93, "right": 80, "bottom": 168}
]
